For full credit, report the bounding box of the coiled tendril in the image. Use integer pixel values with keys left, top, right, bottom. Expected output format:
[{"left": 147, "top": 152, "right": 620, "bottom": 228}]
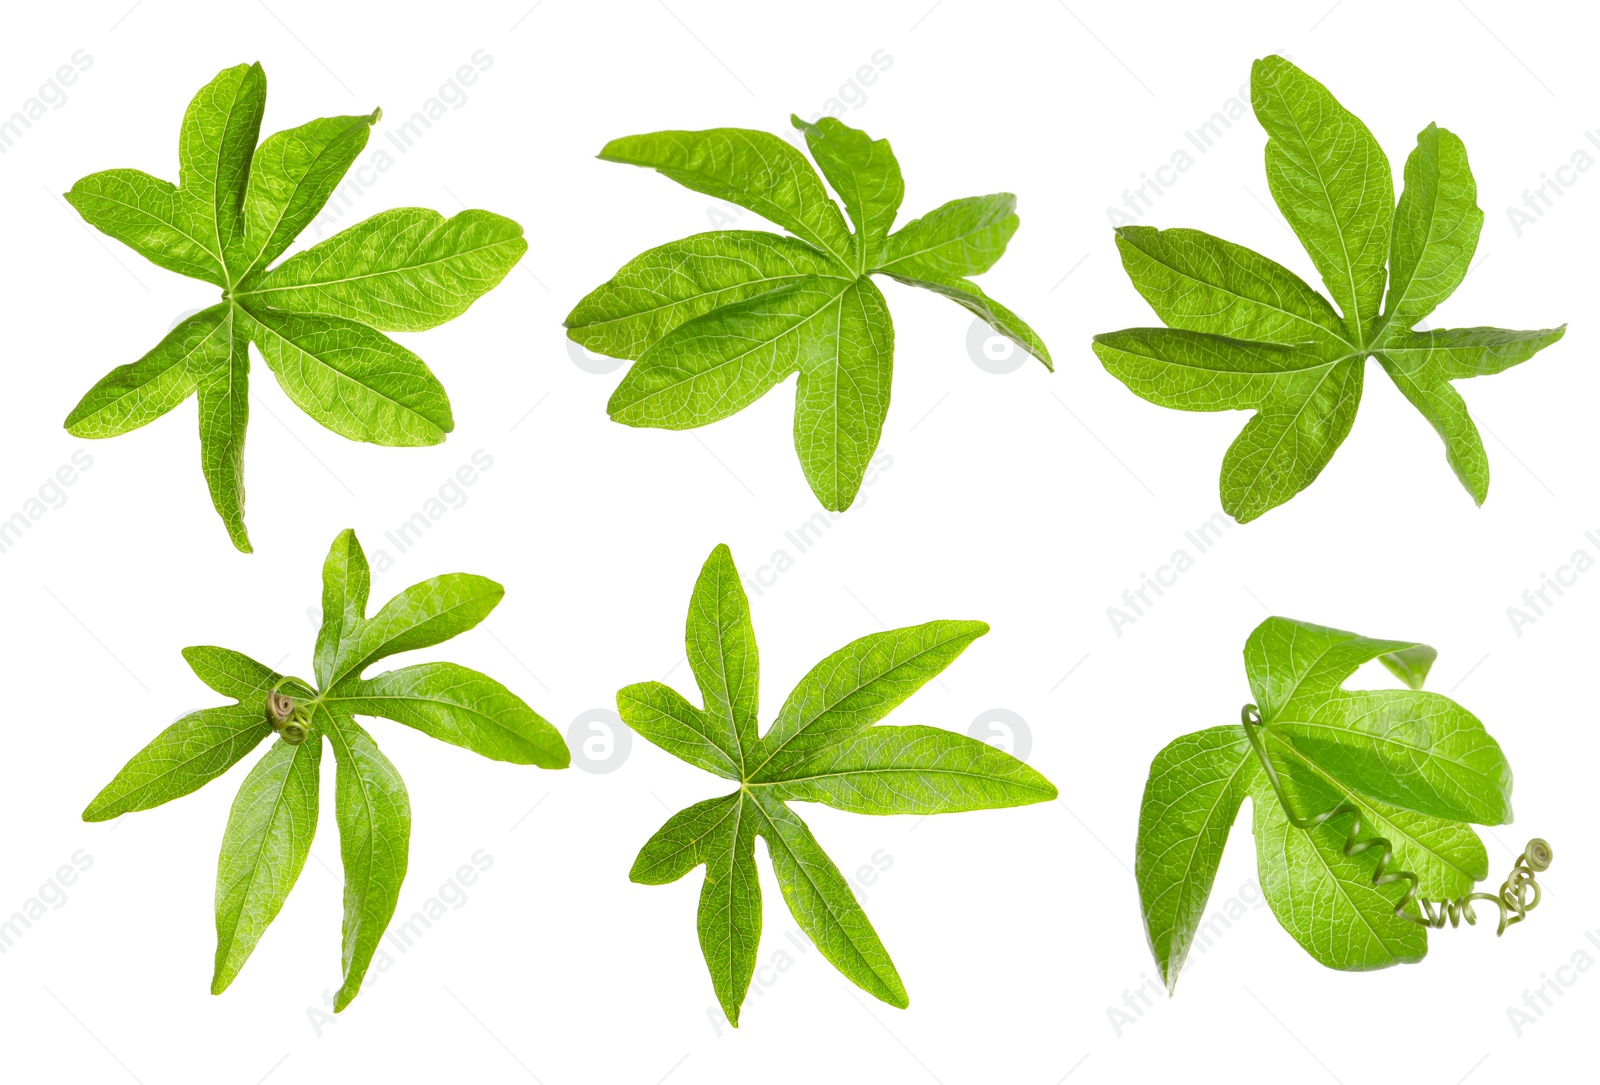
[
  {"left": 266, "top": 680, "right": 312, "bottom": 746},
  {"left": 1241, "top": 704, "right": 1549, "bottom": 936}
]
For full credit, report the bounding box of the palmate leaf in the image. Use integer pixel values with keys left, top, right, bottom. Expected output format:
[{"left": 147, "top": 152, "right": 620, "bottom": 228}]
[
  {"left": 1134, "top": 616, "right": 1511, "bottom": 992},
  {"left": 63, "top": 62, "right": 526, "bottom": 551},
  {"left": 1093, "top": 56, "right": 1564, "bottom": 522},
  {"left": 621, "top": 544, "right": 1055, "bottom": 1024},
  {"left": 567, "top": 116, "right": 1052, "bottom": 513},
  {"left": 83, "top": 529, "right": 567, "bottom": 1010}
]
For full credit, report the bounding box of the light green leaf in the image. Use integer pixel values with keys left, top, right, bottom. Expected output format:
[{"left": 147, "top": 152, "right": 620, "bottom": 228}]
[
  {"left": 624, "top": 547, "right": 1045, "bottom": 1020},
  {"left": 877, "top": 261, "right": 1051, "bottom": 370},
  {"left": 1381, "top": 123, "right": 1481, "bottom": 331},
  {"left": 196, "top": 311, "right": 251, "bottom": 552},
  {"left": 565, "top": 231, "right": 841, "bottom": 361},
  {"left": 89, "top": 529, "right": 565, "bottom": 1008},
  {"left": 1108, "top": 225, "right": 1350, "bottom": 354},
  {"left": 65, "top": 170, "right": 225, "bottom": 284},
  {"left": 83, "top": 703, "right": 274, "bottom": 822},
  {"left": 686, "top": 543, "right": 760, "bottom": 765},
  {"left": 600, "top": 128, "right": 855, "bottom": 266},
  {"left": 1134, "top": 726, "right": 1258, "bottom": 990},
  {"left": 876, "top": 194, "right": 1019, "bottom": 278},
  {"left": 794, "top": 278, "right": 894, "bottom": 512},
  {"left": 576, "top": 116, "right": 1050, "bottom": 512},
  {"left": 1136, "top": 614, "right": 1525, "bottom": 990},
  {"left": 239, "top": 208, "right": 526, "bottom": 330},
  {"left": 321, "top": 711, "right": 410, "bottom": 1011},
  {"left": 1245, "top": 617, "right": 1512, "bottom": 824},
  {"left": 617, "top": 681, "right": 740, "bottom": 778},
  {"left": 65, "top": 306, "right": 225, "bottom": 438},
  {"left": 1251, "top": 770, "right": 1428, "bottom": 971},
  {"left": 791, "top": 115, "right": 903, "bottom": 267},
  {"left": 750, "top": 619, "right": 989, "bottom": 782},
  {"left": 1252, "top": 55, "right": 1392, "bottom": 343},
  {"left": 178, "top": 62, "right": 267, "bottom": 275},
  {"left": 759, "top": 724, "right": 1057, "bottom": 813},
  {"left": 238, "top": 110, "right": 378, "bottom": 277},
  {"left": 750, "top": 790, "right": 906, "bottom": 1006},
  {"left": 213, "top": 734, "right": 321, "bottom": 994},
  {"left": 243, "top": 307, "right": 453, "bottom": 445},
  {"left": 339, "top": 662, "right": 567, "bottom": 768},
  {"left": 1092, "top": 327, "right": 1364, "bottom": 523},
  {"left": 607, "top": 277, "right": 849, "bottom": 429},
  {"left": 64, "top": 64, "right": 526, "bottom": 549}
]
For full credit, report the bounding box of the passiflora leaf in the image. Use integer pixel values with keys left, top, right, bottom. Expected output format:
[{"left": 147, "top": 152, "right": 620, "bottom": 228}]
[
  {"left": 621, "top": 544, "right": 1055, "bottom": 1024},
  {"left": 1134, "top": 615, "right": 1529, "bottom": 992},
  {"left": 569, "top": 116, "right": 1051, "bottom": 512},
  {"left": 62, "top": 63, "right": 526, "bottom": 551},
  {"left": 1093, "top": 56, "right": 1564, "bottom": 521},
  {"left": 83, "top": 529, "right": 567, "bottom": 1009}
]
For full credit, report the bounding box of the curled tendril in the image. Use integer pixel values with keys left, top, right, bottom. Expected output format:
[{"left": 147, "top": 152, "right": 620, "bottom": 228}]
[
  {"left": 1240, "top": 704, "right": 1549, "bottom": 936},
  {"left": 266, "top": 679, "right": 313, "bottom": 746}
]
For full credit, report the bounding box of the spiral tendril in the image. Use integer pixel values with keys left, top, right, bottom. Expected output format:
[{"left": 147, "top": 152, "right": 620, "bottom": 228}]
[
  {"left": 1240, "top": 704, "right": 1548, "bottom": 936},
  {"left": 266, "top": 680, "right": 312, "bottom": 746}
]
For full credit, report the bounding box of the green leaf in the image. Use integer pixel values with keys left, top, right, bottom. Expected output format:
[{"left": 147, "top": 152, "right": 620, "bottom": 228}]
[
  {"left": 791, "top": 115, "right": 903, "bottom": 267},
  {"left": 64, "top": 64, "right": 526, "bottom": 551},
  {"left": 65, "top": 170, "right": 225, "bottom": 285},
  {"left": 1251, "top": 771, "right": 1428, "bottom": 971},
  {"left": 1245, "top": 617, "right": 1512, "bottom": 824},
  {"left": 877, "top": 261, "right": 1052, "bottom": 370},
  {"left": 759, "top": 724, "right": 1057, "bottom": 814},
  {"left": 321, "top": 710, "right": 410, "bottom": 1011},
  {"left": 607, "top": 277, "right": 850, "bottom": 429},
  {"left": 1383, "top": 124, "right": 1481, "bottom": 330},
  {"left": 1096, "top": 57, "right": 1563, "bottom": 519},
  {"left": 335, "top": 663, "right": 567, "bottom": 768},
  {"left": 196, "top": 311, "right": 251, "bottom": 552},
  {"left": 239, "top": 208, "right": 527, "bottom": 330},
  {"left": 575, "top": 116, "right": 1050, "bottom": 511},
  {"left": 685, "top": 544, "right": 760, "bottom": 766},
  {"left": 243, "top": 307, "right": 453, "bottom": 445},
  {"left": 622, "top": 546, "right": 1048, "bottom": 1021},
  {"left": 178, "top": 62, "right": 267, "bottom": 276},
  {"left": 1133, "top": 726, "right": 1257, "bottom": 990},
  {"left": 238, "top": 110, "right": 379, "bottom": 277},
  {"left": 88, "top": 529, "right": 565, "bottom": 1008},
  {"left": 749, "top": 790, "right": 906, "bottom": 1006},
  {"left": 794, "top": 278, "right": 894, "bottom": 512},
  {"left": 750, "top": 619, "right": 989, "bottom": 783},
  {"left": 600, "top": 128, "right": 855, "bottom": 266},
  {"left": 565, "top": 231, "right": 840, "bottom": 362},
  {"left": 1135, "top": 614, "right": 1525, "bottom": 990},
  {"left": 876, "top": 194, "right": 1018, "bottom": 278},
  {"left": 64, "top": 306, "right": 225, "bottom": 438},
  {"left": 213, "top": 734, "right": 321, "bottom": 994},
  {"left": 1252, "top": 55, "right": 1392, "bottom": 343}
]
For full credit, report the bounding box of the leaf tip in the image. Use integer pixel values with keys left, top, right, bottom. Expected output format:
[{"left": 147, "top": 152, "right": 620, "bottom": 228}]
[{"left": 369, "top": 106, "right": 382, "bottom": 125}]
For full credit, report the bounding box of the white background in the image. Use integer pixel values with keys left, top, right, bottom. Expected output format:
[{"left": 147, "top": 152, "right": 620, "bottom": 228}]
[{"left": 0, "top": 0, "right": 1594, "bottom": 1081}]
